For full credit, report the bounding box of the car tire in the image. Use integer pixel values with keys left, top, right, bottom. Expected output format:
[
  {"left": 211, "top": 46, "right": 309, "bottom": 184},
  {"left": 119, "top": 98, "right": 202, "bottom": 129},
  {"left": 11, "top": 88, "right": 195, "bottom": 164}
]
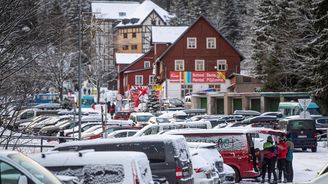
[
  {"left": 302, "top": 148, "right": 307, "bottom": 152},
  {"left": 232, "top": 166, "right": 241, "bottom": 183},
  {"left": 311, "top": 148, "right": 317, "bottom": 152}
]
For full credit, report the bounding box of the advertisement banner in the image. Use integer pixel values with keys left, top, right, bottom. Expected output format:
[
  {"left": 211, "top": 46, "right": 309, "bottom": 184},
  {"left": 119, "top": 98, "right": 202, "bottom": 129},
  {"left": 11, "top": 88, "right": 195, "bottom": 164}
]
[{"left": 170, "top": 71, "right": 226, "bottom": 83}]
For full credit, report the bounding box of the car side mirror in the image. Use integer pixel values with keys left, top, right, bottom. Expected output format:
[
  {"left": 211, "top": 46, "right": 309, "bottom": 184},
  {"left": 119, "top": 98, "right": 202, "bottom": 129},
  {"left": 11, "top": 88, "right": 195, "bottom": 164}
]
[{"left": 18, "top": 175, "right": 28, "bottom": 184}]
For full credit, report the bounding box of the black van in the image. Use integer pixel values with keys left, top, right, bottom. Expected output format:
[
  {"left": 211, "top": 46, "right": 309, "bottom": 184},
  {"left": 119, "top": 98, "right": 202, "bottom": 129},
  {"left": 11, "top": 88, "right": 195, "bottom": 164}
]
[
  {"left": 278, "top": 118, "right": 318, "bottom": 152},
  {"left": 53, "top": 135, "right": 194, "bottom": 184}
]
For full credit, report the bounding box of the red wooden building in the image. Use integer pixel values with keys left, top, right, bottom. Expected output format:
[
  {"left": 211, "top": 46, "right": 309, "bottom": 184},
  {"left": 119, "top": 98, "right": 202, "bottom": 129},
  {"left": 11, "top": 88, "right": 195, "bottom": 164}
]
[{"left": 154, "top": 16, "right": 244, "bottom": 99}]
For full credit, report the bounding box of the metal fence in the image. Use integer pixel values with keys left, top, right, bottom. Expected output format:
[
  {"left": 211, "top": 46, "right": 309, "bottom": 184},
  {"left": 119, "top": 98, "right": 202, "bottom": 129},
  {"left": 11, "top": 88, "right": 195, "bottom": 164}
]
[{"left": 0, "top": 135, "right": 77, "bottom": 152}]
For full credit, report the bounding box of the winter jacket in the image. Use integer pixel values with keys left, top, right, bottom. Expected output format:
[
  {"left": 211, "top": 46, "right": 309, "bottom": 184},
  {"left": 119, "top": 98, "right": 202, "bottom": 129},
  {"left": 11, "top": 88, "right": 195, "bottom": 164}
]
[
  {"left": 263, "top": 142, "right": 275, "bottom": 159},
  {"left": 277, "top": 141, "right": 288, "bottom": 159},
  {"left": 286, "top": 140, "right": 294, "bottom": 161}
]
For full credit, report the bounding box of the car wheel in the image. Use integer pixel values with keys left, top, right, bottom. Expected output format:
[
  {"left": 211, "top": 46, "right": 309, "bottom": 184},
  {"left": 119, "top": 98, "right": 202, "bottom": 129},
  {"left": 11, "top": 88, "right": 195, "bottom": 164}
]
[
  {"left": 232, "top": 166, "right": 241, "bottom": 183},
  {"left": 302, "top": 148, "right": 307, "bottom": 152},
  {"left": 311, "top": 148, "right": 317, "bottom": 152}
]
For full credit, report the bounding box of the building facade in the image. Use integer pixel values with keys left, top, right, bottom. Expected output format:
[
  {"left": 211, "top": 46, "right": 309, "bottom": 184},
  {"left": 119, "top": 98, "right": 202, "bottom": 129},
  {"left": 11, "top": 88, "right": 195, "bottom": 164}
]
[{"left": 154, "top": 16, "right": 244, "bottom": 99}]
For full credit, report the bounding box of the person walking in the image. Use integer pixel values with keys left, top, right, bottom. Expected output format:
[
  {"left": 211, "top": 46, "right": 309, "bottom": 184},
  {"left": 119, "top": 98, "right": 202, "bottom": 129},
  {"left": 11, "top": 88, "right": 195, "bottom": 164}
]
[
  {"left": 286, "top": 134, "right": 294, "bottom": 183},
  {"left": 277, "top": 136, "right": 288, "bottom": 183},
  {"left": 110, "top": 103, "right": 116, "bottom": 119},
  {"left": 261, "top": 136, "right": 277, "bottom": 183}
]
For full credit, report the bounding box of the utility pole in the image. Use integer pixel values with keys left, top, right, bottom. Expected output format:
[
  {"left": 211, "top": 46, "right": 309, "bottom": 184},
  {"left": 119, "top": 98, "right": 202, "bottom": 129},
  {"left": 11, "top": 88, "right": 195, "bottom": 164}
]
[{"left": 78, "top": 0, "right": 82, "bottom": 140}]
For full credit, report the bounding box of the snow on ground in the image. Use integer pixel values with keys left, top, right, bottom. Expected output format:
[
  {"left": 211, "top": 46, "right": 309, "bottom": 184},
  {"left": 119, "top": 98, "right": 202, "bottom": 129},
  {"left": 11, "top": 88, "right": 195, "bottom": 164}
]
[{"left": 292, "top": 142, "right": 328, "bottom": 183}]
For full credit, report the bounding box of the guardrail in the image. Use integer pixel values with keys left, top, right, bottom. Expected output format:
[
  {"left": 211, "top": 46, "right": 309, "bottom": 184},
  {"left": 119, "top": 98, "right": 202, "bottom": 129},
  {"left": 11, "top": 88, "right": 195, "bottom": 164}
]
[{"left": 0, "top": 135, "right": 77, "bottom": 152}]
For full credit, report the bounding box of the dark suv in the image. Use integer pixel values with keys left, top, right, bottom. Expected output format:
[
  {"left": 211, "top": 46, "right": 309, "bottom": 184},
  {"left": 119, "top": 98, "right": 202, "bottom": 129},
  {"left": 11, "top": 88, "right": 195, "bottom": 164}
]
[{"left": 279, "top": 118, "right": 317, "bottom": 152}]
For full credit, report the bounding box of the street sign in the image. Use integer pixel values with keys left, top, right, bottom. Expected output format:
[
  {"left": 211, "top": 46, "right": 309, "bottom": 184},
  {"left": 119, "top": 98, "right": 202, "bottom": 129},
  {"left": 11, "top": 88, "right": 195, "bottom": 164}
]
[
  {"left": 300, "top": 111, "right": 311, "bottom": 119},
  {"left": 298, "top": 99, "right": 312, "bottom": 111}
]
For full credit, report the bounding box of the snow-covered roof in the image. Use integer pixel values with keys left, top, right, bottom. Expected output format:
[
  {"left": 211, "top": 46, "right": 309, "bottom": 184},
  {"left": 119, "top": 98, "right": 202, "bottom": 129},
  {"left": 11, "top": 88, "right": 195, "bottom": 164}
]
[
  {"left": 116, "top": 0, "right": 171, "bottom": 27},
  {"left": 91, "top": 1, "right": 140, "bottom": 20},
  {"left": 152, "top": 26, "right": 188, "bottom": 43},
  {"left": 115, "top": 53, "right": 144, "bottom": 65}
]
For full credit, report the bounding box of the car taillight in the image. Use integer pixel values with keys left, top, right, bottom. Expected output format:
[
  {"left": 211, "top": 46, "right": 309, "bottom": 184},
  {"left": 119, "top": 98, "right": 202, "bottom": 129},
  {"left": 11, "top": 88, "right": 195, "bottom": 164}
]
[
  {"left": 176, "top": 168, "right": 183, "bottom": 179},
  {"left": 134, "top": 177, "right": 140, "bottom": 184},
  {"left": 314, "top": 132, "right": 318, "bottom": 140},
  {"left": 194, "top": 168, "right": 204, "bottom": 173}
]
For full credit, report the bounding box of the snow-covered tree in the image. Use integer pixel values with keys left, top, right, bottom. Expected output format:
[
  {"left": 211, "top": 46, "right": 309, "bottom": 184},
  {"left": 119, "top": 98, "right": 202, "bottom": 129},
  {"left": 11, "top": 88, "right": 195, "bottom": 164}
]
[{"left": 146, "top": 89, "right": 160, "bottom": 113}]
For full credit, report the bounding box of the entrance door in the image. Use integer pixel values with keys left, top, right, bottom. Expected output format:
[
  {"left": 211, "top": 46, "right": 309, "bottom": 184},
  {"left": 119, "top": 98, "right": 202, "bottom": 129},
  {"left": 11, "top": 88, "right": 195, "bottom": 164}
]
[
  {"left": 251, "top": 99, "right": 261, "bottom": 112},
  {"left": 216, "top": 98, "right": 224, "bottom": 114},
  {"left": 200, "top": 98, "right": 207, "bottom": 110},
  {"left": 233, "top": 98, "right": 242, "bottom": 111}
]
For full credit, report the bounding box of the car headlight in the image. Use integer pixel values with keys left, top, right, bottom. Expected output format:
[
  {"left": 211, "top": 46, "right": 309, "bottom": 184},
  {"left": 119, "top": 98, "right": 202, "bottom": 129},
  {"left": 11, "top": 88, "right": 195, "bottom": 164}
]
[{"left": 215, "top": 161, "right": 224, "bottom": 173}]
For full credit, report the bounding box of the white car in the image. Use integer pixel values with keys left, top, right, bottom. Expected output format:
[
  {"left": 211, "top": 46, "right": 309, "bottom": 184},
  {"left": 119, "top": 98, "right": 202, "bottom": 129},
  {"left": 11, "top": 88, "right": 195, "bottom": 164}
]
[
  {"left": 107, "top": 129, "right": 138, "bottom": 138},
  {"left": 30, "top": 150, "right": 154, "bottom": 184},
  {"left": 188, "top": 142, "right": 222, "bottom": 184}
]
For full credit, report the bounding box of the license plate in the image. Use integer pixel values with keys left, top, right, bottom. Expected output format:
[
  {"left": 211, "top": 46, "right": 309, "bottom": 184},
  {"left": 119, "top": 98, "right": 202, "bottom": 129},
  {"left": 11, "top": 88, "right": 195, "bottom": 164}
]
[{"left": 298, "top": 135, "right": 307, "bottom": 138}]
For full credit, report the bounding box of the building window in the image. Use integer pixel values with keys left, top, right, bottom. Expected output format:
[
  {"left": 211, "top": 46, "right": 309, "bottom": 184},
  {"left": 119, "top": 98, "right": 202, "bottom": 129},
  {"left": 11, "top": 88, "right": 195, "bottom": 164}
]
[
  {"left": 122, "top": 45, "right": 129, "bottom": 50},
  {"left": 181, "top": 84, "right": 193, "bottom": 98},
  {"left": 206, "top": 37, "right": 216, "bottom": 49},
  {"left": 131, "top": 44, "right": 138, "bottom": 50},
  {"left": 187, "top": 37, "right": 197, "bottom": 49},
  {"left": 135, "top": 75, "right": 143, "bottom": 85},
  {"left": 132, "top": 32, "right": 137, "bottom": 38},
  {"left": 216, "top": 60, "right": 227, "bottom": 71},
  {"left": 123, "top": 33, "right": 128, "bottom": 39},
  {"left": 175, "top": 60, "right": 184, "bottom": 71},
  {"left": 209, "top": 84, "right": 220, "bottom": 91},
  {"left": 195, "top": 60, "right": 205, "bottom": 71},
  {"left": 144, "top": 61, "right": 150, "bottom": 69},
  {"left": 149, "top": 75, "right": 156, "bottom": 84}
]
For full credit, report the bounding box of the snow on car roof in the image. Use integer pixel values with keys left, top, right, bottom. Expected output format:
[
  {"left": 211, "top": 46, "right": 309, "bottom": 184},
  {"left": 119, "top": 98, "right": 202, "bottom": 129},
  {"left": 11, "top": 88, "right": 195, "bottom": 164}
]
[
  {"left": 131, "top": 112, "right": 154, "bottom": 116},
  {"left": 29, "top": 151, "right": 148, "bottom": 167},
  {"left": 164, "top": 127, "right": 284, "bottom": 135},
  {"left": 152, "top": 26, "right": 188, "bottom": 43},
  {"left": 91, "top": 1, "right": 140, "bottom": 19},
  {"left": 54, "top": 135, "right": 186, "bottom": 149}
]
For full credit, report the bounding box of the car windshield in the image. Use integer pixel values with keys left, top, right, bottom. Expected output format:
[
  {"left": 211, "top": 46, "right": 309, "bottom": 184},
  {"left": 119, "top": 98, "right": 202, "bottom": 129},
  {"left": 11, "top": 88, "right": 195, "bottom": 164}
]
[
  {"left": 8, "top": 153, "right": 62, "bottom": 184},
  {"left": 289, "top": 120, "right": 314, "bottom": 130},
  {"left": 137, "top": 116, "right": 152, "bottom": 122},
  {"left": 317, "top": 118, "right": 328, "bottom": 124}
]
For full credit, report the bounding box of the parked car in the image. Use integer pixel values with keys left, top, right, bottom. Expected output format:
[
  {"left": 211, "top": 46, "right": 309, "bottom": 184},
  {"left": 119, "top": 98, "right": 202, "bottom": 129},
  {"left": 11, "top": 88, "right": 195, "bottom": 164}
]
[
  {"left": 233, "top": 110, "right": 261, "bottom": 118},
  {"left": 30, "top": 150, "right": 154, "bottom": 184},
  {"left": 191, "top": 150, "right": 219, "bottom": 184},
  {"left": 278, "top": 118, "right": 318, "bottom": 152},
  {"left": 129, "top": 112, "right": 155, "bottom": 127},
  {"left": 0, "top": 151, "right": 62, "bottom": 184},
  {"left": 107, "top": 129, "right": 138, "bottom": 138},
  {"left": 40, "top": 119, "right": 75, "bottom": 135},
  {"left": 242, "top": 115, "right": 279, "bottom": 129},
  {"left": 163, "top": 127, "right": 285, "bottom": 182},
  {"left": 13, "top": 108, "right": 60, "bottom": 129},
  {"left": 82, "top": 126, "right": 139, "bottom": 139},
  {"left": 134, "top": 121, "right": 212, "bottom": 137},
  {"left": 53, "top": 135, "right": 194, "bottom": 184},
  {"left": 315, "top": 117, "right": 328, "bottom": 140},
  {"left": 113, "top": 111, "right": 133, "bottom": 120},
  {"left": 148, "top": 117, "right": 171, "bottom": 124},
  {"left": 260, "top": 111, "right": 283, "bottom": 118},
  {"left": 188, "top": 142, "right": 222, "bottom": 184}
]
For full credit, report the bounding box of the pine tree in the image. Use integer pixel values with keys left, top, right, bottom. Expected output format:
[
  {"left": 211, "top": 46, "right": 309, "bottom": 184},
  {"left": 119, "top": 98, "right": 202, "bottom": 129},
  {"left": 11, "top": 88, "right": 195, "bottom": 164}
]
[{"left": 146, "top": 89, "right": 160, "bottom": 113}]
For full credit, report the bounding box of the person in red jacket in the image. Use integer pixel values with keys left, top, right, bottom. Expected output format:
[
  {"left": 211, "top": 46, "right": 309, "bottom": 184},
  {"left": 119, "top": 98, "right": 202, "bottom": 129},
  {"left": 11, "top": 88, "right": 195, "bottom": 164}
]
[{"left": 277, "top": 136, "right": 288, "bottom": 183}]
